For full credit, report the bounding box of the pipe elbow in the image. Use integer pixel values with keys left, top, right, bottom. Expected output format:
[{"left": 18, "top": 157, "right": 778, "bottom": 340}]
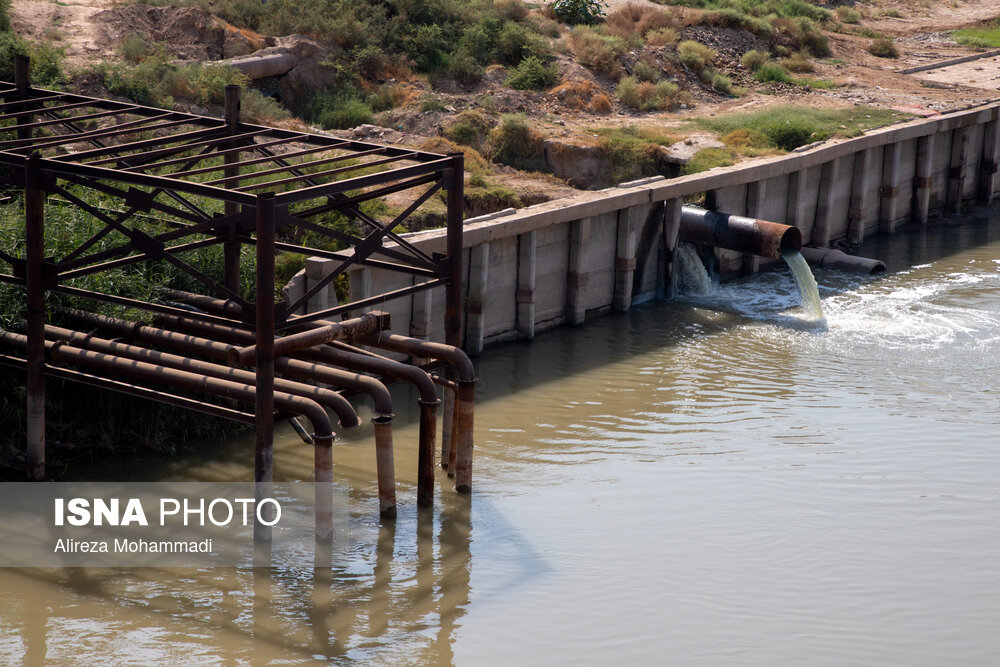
[
  {"left": 274, "top": 393, "right": 334, "bottom": 441},
  {"left": 357, "top": 333, "right": 477, "bottom": 383}
]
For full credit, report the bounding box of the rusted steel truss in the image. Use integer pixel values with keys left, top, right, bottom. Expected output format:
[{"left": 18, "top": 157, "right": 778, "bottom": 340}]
[{"left": 0, "top": 56, "right": 470, "bottom": 525}]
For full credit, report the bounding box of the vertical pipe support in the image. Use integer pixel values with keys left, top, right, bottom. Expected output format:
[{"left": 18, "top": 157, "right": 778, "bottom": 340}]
[
  {"left": 849, "top": 148, "right": 872, "bottom": 244},
  {"left": 947, "top": 126, "right": 969, "bottom": 215},
  {"left": 25, "top": 154, "right": 45, "bottom": 480},
  {"left": 516, "top": 231, "right": 536, "bottom": 340},
  {"left": 409, "top": 284, "right": 434, "bottom": 366},
  {"left": 464, "top": 243, "right": 488, "bottom": 355},
  {"left": 314, "top": 433, "right": 334, "bottom": 543},
  {"left": 565, "top": 217, "right": 590, "bottom": 325},
  {"left": 743, "top": 180, "right": 765, "bottom": 274},
  {"left": 373, "top": 419, "right": 396, "bottom": 518},
  {"left": 454, "top": 380, "right": 476, "bottom": 493},
  {"left": 880, "top": 142, "right": 902, "bottom": 234},
  {"left": 444, "top": 153, "right": 465, "bottom": 350},
  {"left": 813, "top": 157, "right": 840, "bottom": 247},
  {"left": 441, "top": 388, "right": 455, "bottom": 471},
  {"left": 914, "top": 133, "right": 936, "bottom": 224},
  {"left": 978, "top": 114, "right": 1000, "bottom": 205},
  {"left": 417, "top": 401, "right": 438, "bottom": 507},
  {"left": 223, "top": 85, "right": 242, "bottom": 292},
  {"left": 614, "top": 207, "right": 640, "bottom": 311},
  {"left": 254, "top": 193, "right": 276, "bottom": 542}
]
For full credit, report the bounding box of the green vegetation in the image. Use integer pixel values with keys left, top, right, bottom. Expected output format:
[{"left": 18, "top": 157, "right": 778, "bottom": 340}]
[
  {"left": 693, "top": 105, "right": 909, "bottom": 152},
  {"left": 754, "top": 62, "right": 793, "bottom": 83},
  {"left": 675, "top": 0, "right": 831, "bottom": 55},
  {"left": 551, "top": 0, "right": 608, "bottom": 25},
  {"left": 488, "top": 114, "right": 549, "bottom": 172},
  {"left": 505, "top": 55, "right": 560, "bottom": 90},
  {"left": 740, "top": 49, "right": 768, "bottom": 70},
  {"left": 677, "top": 40, "right": 715, "bottom": 75},
  {"left": 867, "top": 37, "right": 899, "bottom": 58},
  {"left": 569, "top": 25, "right": 627, "bottom": 78},
  {"left": 616, "top": 76, "right": 683, "bottom": 110},
  {"left": 953, "top": 20, "right": 1000, "bottom": 49},
  {"left": 592, "top": 125, "right": 679, "bottom": 184},
  {"left": 835, "top": 6, "right": 862, "bottom": 24},
  {"left": 0, "top": 32, "right": 65, "bottom": 88},
  {"left": 682, "top": 147, "right": 735, "bottom": 175}
]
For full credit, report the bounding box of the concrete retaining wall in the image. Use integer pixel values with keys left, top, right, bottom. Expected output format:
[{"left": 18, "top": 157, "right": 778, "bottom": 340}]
[{"left": 285, "top": 102, "right": 1000, "bottom": 354}]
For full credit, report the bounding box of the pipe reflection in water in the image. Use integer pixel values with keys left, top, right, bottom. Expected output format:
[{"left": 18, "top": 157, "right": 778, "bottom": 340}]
[{"left": 0, "top": 498, "right": 474, "bottom": 665}]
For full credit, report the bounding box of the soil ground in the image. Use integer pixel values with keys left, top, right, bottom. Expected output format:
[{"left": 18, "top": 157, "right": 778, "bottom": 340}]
[{"left": 9, "top": 0, "right": 1000, "bottom": 192}]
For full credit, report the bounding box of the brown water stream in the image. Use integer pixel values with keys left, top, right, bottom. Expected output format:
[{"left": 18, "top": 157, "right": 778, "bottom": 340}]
[{"left": 2, "top": 218, "right": 999, "bottom": 665}]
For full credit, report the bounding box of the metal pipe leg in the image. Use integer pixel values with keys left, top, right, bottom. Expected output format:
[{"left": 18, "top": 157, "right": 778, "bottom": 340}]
[{"left": 373, "top": 419, "right": 396, "bottom": 518}]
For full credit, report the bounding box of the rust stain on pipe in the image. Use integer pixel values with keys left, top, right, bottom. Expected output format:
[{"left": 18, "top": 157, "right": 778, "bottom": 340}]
[
  {"left": 679, "top": 206, "right": 802, "bottom": 259},
  {"left": 230, "top": 311, "right": 391, "bottom": 367}
]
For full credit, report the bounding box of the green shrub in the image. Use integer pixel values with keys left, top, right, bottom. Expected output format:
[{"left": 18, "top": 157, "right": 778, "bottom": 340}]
[
  {"left": 444, "top": 110, "right": 495, "bottom": 151},
  {"left": 677, "top": 40, "right": 715, "bottom": 75},
  {"left": 682, "top": 148, "right": 735, "bottom": 174},
  {"left": 551, "top": 0, "right": 608, "bottom": 25},
  {"left": 645, "top": 27, "right": 678, "bottom": 46},
  {"left": 754, "top": 62, "right": 793, "bottom": 83},
  {"left": 316, "top": 98, "right": 372, "bottom": 129},
  {"left": 119, "top": 33, "right": 152, "bottom": 64},
  {"left": 633, "top": 60, "right": 660, "bottom": 82},
  {"left": 449, "top": 52, "right": 485, "bottom": 85},
  {"left": 711, "top": 72, "right": 733, "bottom": 95},
  {"left": 240, "top": 89, "right": 290, "bottom": 123},
  {"left": 505, "top": 55, "right": 560, "bottom": 89},
  {"left": 0, "top": 0, "right": 10, "bottom": 31},
  {"left": 488, "top": 114, "right": 548, "bottom": 172},
  {"left": 0, "top": 33, "right": 64, "bottom": 88},
  {"left": 867, "top": 37, "right": 899, "bottom": 58},
  {"left": 781, "top": 51, "right": 814, "bottom": 72},
  {"left": 616, "top": 76, "right": 681, "bottom": 111},
  {"left": 835, "top": 6, "right": 862, "bottom": 24},
  {"left": 702, "top": 8, "right": 773, "bottom": 37},
  {"left": 569, "top": 26, "right": 627, "bottom": 78},
  {"left": 740, "top": 49, "right": 769, "bottom": 71},
  {"left": 419, "top": 95, "right": 447, "bottom": 112}
]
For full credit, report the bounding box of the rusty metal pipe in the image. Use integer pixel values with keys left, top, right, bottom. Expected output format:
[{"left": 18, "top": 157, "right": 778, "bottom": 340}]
[
  {"left": 65, "top": 310, "right": 399, "bottom": 517},
  {"left": 229, "top": 311, "right": 391, "bottom": 368},
  {"left": 43, "top": 324, "right": 361, "bottom": 430},
  {"left": 679, "top": 206, "right": 802, "bottom": 259},
  {"left": 355, "top": 332, "right": 476, "bottom": 492},
  {"left": 0, "top": 329, "right": 334, "bottom": 441}
]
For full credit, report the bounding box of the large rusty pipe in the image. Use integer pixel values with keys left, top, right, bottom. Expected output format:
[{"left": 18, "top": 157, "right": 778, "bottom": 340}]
[
  {"left": 229, "top": 311, "right": 391, "bottom": 368},
  {"left": 154, "top": 303, "right": 441, "bottom": 505},
  {"left": 43, "top": 325, "right": 361, "bottom": 430},
  {"left": 355, "top": 332, "right": 476, "bottom": 492},
  {"left": 679, "top": 206, "right": 802, "bottom": 259},
  {"left": 0, "top": 330, "right": 334, "bottom": 441},
  {"left": 66, "top": 310, "right": 399, "bottom": 517}
]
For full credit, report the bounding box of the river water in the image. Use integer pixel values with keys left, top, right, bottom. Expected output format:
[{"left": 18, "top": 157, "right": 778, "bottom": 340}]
[{"left": 2, "top": 217, "right": 1000, "bottom": 665}]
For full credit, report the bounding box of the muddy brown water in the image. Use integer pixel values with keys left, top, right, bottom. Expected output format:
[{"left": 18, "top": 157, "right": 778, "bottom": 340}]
[{"left": 2, "top": 217, "right": 1000, "bottom": 665}]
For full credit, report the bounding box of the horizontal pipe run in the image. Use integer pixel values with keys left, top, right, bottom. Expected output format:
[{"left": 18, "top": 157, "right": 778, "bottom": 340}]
[
  {"left": 43, "top": 324, "right": 361, "bottom": 430},
  {"left": 674, "top": 206, "right": 803, "bottom": 260},
  {"left": 229, "top": 311, "right": 391, "bottom": 367},
  {"left": 0, "top": 329, "right": 334, "bottom": 440},
  {"left": 799, "top": 247, "right": 886, "bottom": 274},
  {"left": 66, "top": 310, "right": 396, "bottom": 419}
]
